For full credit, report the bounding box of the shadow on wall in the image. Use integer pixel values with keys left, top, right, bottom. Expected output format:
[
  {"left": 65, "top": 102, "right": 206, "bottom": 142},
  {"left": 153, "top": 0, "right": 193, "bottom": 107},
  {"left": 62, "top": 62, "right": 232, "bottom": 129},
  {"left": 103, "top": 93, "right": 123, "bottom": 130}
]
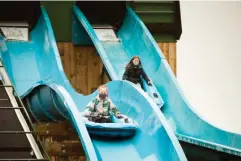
[
  {"left": 0, "top": 1, "right": 40, "bottom": 30},
  {"left": 76, "top": 1, "right": 126, "bottom": 31}
]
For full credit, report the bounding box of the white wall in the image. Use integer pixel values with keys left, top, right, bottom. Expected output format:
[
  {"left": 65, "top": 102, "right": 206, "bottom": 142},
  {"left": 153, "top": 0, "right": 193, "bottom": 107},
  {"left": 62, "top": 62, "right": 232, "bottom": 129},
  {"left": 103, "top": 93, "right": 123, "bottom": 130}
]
[{"left": 177, "top": 1, "right": 241, "bottom": 134}]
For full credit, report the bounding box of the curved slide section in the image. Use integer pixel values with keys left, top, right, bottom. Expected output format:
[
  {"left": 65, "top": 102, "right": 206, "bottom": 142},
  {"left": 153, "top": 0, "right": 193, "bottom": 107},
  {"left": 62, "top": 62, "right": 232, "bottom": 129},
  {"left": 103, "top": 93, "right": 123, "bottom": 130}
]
[
  {"left": 72, "top": 6, "right": 164, "bottom": 109},
  {"left": 72, "top": 5, "right": 241, "bottom": 157},
  {"left": 0, "top": 6, "right": 187, "bottom": 161}
]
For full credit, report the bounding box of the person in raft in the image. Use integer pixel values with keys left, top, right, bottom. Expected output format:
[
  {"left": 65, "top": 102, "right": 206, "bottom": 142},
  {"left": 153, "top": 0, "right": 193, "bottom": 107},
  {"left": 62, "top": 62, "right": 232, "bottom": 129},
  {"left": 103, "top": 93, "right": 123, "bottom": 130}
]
[
  {"left": 84, "top": 85, "right": 124, "bottom": 123},
  {"left": 122, "top": 56, "right": 152, "bottom": 89}
]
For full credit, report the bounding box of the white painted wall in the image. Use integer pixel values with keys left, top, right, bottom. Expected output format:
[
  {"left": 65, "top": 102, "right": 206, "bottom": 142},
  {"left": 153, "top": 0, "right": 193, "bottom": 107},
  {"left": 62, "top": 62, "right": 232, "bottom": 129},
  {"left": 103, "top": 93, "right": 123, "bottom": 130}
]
[{"left": 177, "top": 1, "right": 241, "bottom": 134}]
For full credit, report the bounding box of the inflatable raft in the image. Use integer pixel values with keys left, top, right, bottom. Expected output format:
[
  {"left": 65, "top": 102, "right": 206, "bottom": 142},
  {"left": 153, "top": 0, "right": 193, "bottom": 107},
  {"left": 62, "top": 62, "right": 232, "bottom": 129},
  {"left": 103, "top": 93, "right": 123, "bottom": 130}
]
[{"left": 81, "top": 113, "right": 138, "bottom": 138}]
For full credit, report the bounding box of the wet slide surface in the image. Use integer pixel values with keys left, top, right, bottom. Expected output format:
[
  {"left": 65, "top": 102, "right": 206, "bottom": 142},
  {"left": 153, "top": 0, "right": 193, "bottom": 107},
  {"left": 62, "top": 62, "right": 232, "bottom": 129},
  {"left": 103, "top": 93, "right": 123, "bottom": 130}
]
[
  {"left": 0, "top": 6, "right": 187, "bottom": 161},
  {"left": 72, "top": 4, "right": 241, "bottom": 158}
]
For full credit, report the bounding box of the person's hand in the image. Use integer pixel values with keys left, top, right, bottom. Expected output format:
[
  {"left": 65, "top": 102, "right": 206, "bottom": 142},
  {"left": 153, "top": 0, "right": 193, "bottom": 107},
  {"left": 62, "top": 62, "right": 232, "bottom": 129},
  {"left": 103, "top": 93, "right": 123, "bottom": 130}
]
[
  {"left": 116, "top": 114, "right": 124, "bottom": 119},
  {"left": 147, "top": 81, "right": 152, "bottom": 86},
  {"left": 84, "top": 111, "right": 91, "bottom": 116}
]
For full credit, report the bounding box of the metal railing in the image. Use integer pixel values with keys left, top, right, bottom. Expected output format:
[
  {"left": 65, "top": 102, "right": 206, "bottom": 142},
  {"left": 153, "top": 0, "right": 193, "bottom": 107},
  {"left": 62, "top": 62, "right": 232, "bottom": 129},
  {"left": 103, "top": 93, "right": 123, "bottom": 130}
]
[{"left": 0, "top": 63, "right": 50, "bottom": 161}]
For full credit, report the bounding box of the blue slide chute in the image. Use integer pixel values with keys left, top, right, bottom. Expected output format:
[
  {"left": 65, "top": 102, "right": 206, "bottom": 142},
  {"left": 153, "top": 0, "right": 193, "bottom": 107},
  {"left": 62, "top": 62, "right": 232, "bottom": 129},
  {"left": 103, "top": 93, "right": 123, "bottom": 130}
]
[
  {"left": 72, "top": 4, "right": 241, "bottom": 157},
  {"left": 0, "top": 6, "right": 187, "bottom": 161}
]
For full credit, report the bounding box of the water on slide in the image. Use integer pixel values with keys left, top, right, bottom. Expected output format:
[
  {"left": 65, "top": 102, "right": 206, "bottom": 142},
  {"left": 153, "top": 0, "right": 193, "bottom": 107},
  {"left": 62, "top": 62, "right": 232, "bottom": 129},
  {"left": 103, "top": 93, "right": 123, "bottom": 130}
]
[
  {"left": 72, "top": 4, "right": 241, "bottom": 157},
  {"left": 0, "top": 6, "right": 187, "bottom": 161}
]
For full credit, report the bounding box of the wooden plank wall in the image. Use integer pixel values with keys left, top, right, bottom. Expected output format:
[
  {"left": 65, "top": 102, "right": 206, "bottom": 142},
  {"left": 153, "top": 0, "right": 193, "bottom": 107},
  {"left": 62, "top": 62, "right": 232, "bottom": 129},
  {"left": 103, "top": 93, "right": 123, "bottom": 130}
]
[
  {"left": 57, "top": 42, "right": 108, "bottom": 95},
  {"left": 157, "top": 42, "right": 176, "bottom": 75},
  {"left": 36, "top": 121, "right": 86, "bottom": 161},
  {"left": 37, "top": 42, "right": 176, "bottom": 161}
]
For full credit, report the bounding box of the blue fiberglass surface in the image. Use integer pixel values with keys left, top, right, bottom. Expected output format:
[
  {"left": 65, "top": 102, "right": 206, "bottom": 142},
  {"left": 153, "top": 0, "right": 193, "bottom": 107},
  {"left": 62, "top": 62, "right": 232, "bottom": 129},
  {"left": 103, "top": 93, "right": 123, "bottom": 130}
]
[
  {"left": 119, "top": 7, "right": 241, "bottom": 156},
  {"left": 0, "top": 6, "right": 187, "bottom": 161},
  {"left": 72, "top": 5, "right": 241, "bottom": 157},
  {"left": 72, "top": 6, "right": 164, "bottom": 109}
]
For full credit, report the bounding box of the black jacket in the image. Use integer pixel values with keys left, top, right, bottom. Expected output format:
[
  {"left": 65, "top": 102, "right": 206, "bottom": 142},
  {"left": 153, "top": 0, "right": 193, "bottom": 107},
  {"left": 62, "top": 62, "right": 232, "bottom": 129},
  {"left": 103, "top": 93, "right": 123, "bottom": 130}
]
[{"left": 122, "top": 63, "right": 150, "bottom": 84}]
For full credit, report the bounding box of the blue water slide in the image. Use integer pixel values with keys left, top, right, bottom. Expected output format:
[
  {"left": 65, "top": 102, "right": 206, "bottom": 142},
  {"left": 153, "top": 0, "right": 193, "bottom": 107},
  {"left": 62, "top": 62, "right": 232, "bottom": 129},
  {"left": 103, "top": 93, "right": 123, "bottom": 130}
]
[
  {"left": 72, "top": 5, "right": 241, "bottom": 157},
  {"left": 72, "top": 6, "right": 164, "bottom": 109},
  {"left": 0, "top": 6, "right": 187, "bottom": 161}
]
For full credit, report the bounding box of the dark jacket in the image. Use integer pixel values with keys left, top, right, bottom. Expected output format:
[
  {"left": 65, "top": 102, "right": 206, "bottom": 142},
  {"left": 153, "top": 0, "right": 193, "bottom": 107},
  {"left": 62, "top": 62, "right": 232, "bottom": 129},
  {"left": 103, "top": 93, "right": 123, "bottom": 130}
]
[{"left": 122, "top": 63, "right": 150, "bottom": 84}]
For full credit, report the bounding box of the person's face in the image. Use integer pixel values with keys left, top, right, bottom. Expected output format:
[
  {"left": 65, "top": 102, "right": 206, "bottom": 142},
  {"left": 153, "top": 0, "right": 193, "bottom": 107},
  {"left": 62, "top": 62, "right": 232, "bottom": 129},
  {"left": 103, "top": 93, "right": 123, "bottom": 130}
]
[
  {"left": 99, "top": 88, "right": 107, "bottom": 95},
  {"left": 132, "top": 58, "right": 140, "bottom": 66},
  {"left": 99, "top": 87, "right": 108, "bottom": 100}
]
